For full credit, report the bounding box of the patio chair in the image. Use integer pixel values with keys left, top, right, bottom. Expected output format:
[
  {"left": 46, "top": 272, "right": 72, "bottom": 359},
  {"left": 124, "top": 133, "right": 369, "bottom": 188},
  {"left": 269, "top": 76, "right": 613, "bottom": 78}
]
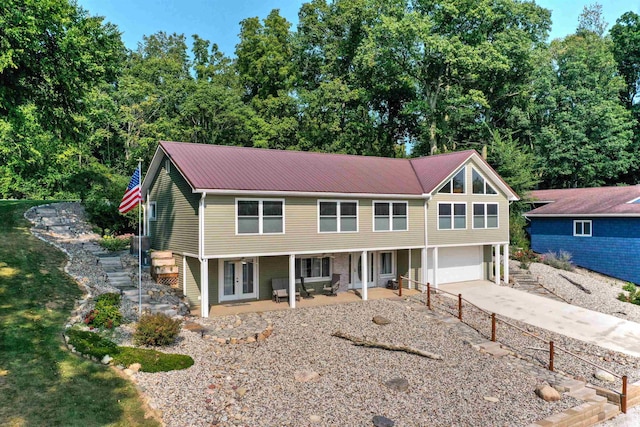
[
  {"left": 323, "top": 274, "right": 340, "bottom": 296},
  {"left": 299, "top": 277, "right": 316, "bottom": 298},
  {"left": 271, "top": 277, "right": 300, "bottom": 303}
]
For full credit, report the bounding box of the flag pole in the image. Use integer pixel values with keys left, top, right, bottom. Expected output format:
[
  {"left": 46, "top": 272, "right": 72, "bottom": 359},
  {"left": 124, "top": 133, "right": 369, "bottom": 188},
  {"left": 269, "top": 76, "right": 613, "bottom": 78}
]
[{"left": 137, "top": 159, "right": 143, "bottom": 316}]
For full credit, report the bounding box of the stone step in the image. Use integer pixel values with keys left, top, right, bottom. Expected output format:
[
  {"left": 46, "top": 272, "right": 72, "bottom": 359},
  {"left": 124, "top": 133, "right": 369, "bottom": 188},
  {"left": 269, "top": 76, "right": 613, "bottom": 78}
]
[
  {"left": 555, "top": 379, "right": 587, "bottom": 393},
  {"left": 568, "top": 387, "right": 600, "bottom": 402},
  {"left": 603, "top": 403, "right": 620, "bottom": 420},
  {"left": 124, "top": 294, "right": 151, "bottom": 303},
  {"left": 150, "top": 251, "right": 173, "bottom": 259},
  {"left": 106, "top": 272, "right": 130, "bottom": 278}
]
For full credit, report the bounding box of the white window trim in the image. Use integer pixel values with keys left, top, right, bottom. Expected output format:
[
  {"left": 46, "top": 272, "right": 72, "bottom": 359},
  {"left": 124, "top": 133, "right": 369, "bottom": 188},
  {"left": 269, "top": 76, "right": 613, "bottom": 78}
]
[
  {"left": 235, "top": 198, "right": 285, "bottom": 235},
  {"left": 378, "top": 251, "right": 396, "bottom": 278},
  {"left": 437, "top": 202, "right": 467, "bottom": 230},
  {"left": 295, "top": 256, "right": 332, "bottom": 283},
  {"left": 471, "top": 168, "right": 498, "bottom": 195},
  {"left": 372, "top": 201, "right": 409, "bottom": 232},
  {"left": 148, "top": 201, "right": 157, "bottom": 221},
  {"left": 317, "top": 200, "right": 359, "bottom": 233},
  {"left": 573, "top": 219, "right": 592, "bottom": 237},
  {"left": 437, "top": 167, "right": 466, "bottom": 195},
  {"left": 472, "top": 202, "right": 499, "bottom": 229}
]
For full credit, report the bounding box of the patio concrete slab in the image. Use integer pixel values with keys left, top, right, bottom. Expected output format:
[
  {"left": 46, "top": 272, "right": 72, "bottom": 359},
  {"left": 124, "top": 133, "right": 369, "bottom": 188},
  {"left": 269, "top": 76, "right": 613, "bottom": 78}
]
[{"left": 439, "top": 281, "right": 640, "bottom": 358}]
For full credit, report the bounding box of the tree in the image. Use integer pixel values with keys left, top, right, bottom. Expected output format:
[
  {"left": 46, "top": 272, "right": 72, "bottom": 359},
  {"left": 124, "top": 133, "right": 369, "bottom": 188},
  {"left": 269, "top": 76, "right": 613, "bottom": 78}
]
[{"left": 610, "top": 12, "right": 640, "bottom": 108}]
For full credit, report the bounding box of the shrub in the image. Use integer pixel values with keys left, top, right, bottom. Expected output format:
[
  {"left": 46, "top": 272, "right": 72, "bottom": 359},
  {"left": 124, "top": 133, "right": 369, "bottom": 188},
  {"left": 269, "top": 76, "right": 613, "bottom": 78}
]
[
  {"left": 541, "top": 250, "right": 574, "bottom": 271},
  {"left": 512, "top": 248, "right": 541, "bottom": 269},
  {"left": 67, "top": 329, "right": 118, "bottom": 358},
  {"left": 618, "top": 282, "right": 640, "bottom": 305},
  {"left": 134, "top": 313, "right": 181, "bottom": 346},
  {"left": 98, "top": 235, "right": 130, "bottom": 252},
  {"left": 84, "top": 292, "right": 122, "bottom": 329},
  {"left": 66, "top": 330, "right": 193, "bottom": 371}
]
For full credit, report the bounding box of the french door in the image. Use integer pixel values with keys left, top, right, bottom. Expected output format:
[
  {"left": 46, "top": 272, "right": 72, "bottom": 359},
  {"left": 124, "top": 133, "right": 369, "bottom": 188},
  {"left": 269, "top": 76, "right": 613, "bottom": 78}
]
[
  {"left": 350, "top": 252, "right": 374, "bottom": 289},
  {"left": 219, "top": 258, "right": 257, "bottom": 302}
]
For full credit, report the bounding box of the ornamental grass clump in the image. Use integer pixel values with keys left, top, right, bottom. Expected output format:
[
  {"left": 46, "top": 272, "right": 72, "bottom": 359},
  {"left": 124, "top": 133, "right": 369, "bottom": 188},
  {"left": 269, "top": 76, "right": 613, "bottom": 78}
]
[
  {"left": 541, "top": 250, "right": 574, "bottom": 271},
  {"left": 134, "top": 313, "right": 181, "bottom": 346}
]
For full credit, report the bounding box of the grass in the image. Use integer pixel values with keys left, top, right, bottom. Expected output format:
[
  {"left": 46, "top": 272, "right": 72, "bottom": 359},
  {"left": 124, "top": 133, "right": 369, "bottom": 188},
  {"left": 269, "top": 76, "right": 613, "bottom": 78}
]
[
  {"left": 67, "top": 330, "right": 194, "bottom": 373},
  {"left": 0, "top": 201, "right": 159, "bottom": 427}
]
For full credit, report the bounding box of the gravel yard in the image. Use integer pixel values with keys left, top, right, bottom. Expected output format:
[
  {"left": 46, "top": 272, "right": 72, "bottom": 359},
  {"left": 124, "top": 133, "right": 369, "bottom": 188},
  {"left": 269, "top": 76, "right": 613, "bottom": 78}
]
[{"left": 135, "top": 299, "right": 579, "bottom": 427}]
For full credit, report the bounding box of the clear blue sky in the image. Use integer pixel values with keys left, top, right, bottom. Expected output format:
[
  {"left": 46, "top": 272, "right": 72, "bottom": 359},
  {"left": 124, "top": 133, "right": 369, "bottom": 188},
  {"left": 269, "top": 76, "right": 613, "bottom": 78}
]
[{"left": 77, "top": 0, "right": 638, "bottom": 56}]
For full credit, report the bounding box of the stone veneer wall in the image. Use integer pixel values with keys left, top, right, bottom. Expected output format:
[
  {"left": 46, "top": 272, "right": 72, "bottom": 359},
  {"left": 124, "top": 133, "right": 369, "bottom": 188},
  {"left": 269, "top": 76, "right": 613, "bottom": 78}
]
[{"left": 333, "top": 253, "right": 350, "bottom": 292}]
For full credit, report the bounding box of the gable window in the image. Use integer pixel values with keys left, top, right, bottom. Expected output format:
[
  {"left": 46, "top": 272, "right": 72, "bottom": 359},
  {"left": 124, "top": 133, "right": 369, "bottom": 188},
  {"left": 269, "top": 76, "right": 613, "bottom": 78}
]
[
  {"left": 148, "top": 201, "right": 157, "bottom": 221},
  {"left": 473, "top": 203, "right": 498, "bottom": 229},
  {"left": 164, "top": 159, "right": 171, "bottom": 174},
  {"left": 374, "top": 202, "right": 408, "bottom": 231},
  {"left": 438, "top": 203, "right": 466, "bottom": 229},
  {"left": 319, "top": 201, "right": 358, "bottom": 233},
  {"left": 574, "top": 220, "right": 592, "bottom": 237},
  {"left": 380, "top": 252, "right": 394, "bottom": 276},
  {"left": 237, "top": 199, "right": 284, "bottom": 234},
  {"left": 295, "top": 256, "right": 331, "bottom": 280},
  {"left": 438, "top": 167, "right": 465, "bottom": 194},
  {"left": 472, "top": 169, "right": 497, "bottom": 194}
]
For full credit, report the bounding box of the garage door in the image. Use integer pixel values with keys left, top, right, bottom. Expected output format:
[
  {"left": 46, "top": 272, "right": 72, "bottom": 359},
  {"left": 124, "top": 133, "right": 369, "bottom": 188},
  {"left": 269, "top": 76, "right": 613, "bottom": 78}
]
[{"left": 438, "top": 246, "right": 483, "bottom": 284}]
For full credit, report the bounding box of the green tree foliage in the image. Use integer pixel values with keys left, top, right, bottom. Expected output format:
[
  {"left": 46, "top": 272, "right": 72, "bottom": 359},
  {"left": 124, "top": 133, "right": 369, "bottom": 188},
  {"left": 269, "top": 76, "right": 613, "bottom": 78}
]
[
  {"left": 533, "top": 5, "right": 636, "bottom": 188},
  {"left": 610, "top": 12, "right": 640, "bottom": 108}
]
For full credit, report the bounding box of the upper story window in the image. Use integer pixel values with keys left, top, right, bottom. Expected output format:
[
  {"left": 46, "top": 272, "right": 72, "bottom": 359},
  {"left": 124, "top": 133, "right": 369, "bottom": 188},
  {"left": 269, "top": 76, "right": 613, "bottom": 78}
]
[
  {"left": 374, "top": 202, "right": 408, "bottom": 231},
  {"left": 438, "top": 202, "right": 466, "bottom": 229},
  {"left": 237, "top": 199, "right": 284, "bottom": 234},
  {"left": 319, "top": 201, "right": 358, "bottom": 233},
  {"left": 438, "top": 167, "right": 465, "bottom": 194},
  {"left": 165, "top": 159, "right": 171, "bottom": 174},
  {"left": 574, "top": 220, "right": 592, "bottom": 237},
  {"left": 472, "top": 169, "right": 497, "bottom": 194},
  {"left": 473, "top": 203, "right": 498, "bottom": 229}
]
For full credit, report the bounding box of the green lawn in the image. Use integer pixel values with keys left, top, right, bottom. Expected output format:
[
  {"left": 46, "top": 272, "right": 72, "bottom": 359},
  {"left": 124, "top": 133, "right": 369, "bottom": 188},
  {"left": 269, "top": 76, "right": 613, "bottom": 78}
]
[{"left": 0, "top": 201, "right": 159, "bottom": 427}]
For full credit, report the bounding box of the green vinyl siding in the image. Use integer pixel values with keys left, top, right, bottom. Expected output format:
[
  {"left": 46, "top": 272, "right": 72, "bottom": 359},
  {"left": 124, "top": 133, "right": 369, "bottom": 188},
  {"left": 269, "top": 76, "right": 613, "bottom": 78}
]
[
  {"left": 397, "top": 250, "right": 408, "bottom": 282},
  {"left": 203, "top": 197, "right": 425, "bottom": 256},
  {"left": 184, "top": 256, "right": 201, "bottom": 307},
  {"left": 410, "top": 248, "right": 422, "bottom": 283},
  {"left": 208, "top": 260, "right": 219, "bottom": 305},
  {"left": 258, "top": 256, "right": 289, "bottom": 301},
  {"left": 147, "top": 155, "right": 199, "bottom": 254}
]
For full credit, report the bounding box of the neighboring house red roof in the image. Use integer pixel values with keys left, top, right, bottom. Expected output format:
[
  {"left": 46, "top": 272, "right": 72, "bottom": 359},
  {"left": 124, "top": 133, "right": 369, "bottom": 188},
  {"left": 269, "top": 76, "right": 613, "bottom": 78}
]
[
  {"left": 147, "top": 141, "right": 517, "bottom": 198},
  {"left": 526, "top": 186, "right": 640, "bottom": 216}
]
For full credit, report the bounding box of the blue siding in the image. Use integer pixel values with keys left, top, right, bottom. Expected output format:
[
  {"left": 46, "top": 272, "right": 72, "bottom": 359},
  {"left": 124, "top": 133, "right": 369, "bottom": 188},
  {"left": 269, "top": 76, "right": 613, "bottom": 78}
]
[{"left": 530, "top": 217, "right": 640, "bottom": 284}]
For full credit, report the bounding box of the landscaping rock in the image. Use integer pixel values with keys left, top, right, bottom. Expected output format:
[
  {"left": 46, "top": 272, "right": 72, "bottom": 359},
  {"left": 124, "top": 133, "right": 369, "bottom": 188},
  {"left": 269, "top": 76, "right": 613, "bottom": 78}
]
[
  {"left": 372, "top": 315, "right": 392, "bottom": 325},
  {"left": 128, "top": 363, "right": 142, "bottom": 373},
  {"left": 294, "top": 370, "right": 319, "bottom": 382},
  {"left": 535, "top": 385, "right": 561, "bottom": 402},
  {"left": 594, "top": 369, "right": 615, "bottom": 382},
  {"left": 101, "top": 355, "right": 112, "bottom": 365},
  {"left": 483, "top": 396, "right": 499, "bottom": 403},
  {"left": 309, "top": 415, "right": 321, "bottom": 423},
  {"left": 372, "top": 415, "right": 395, "bottom": 427},
  {"left": 384, "top": 377, "right": 409, "bottom": 392}
]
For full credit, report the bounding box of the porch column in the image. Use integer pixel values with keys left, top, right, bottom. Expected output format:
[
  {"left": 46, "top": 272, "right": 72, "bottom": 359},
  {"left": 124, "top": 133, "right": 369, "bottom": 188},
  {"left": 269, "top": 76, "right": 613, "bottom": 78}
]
[
  {"left": 289, "top": 254, "right": 296, "bottom": 308},
  {"left": 433, "top": 247, "right": 439, "bottom": 289},
  {"left": 503, "top": 244, "right": 509, "bottom": 285},
  {"left": 494, "top": 245, "right": 500, "bottom": 285},
  {"left": 200, "top": 259, "right": 209, "bottom": 318},
  {"left": 408, "top": 249, "right": 412, "bottom": 289},
  {"left": 361, "top": 250, "right": 368, "bottom": 300},
  {"left": 421, "top": 248, "right": 428, "bottom": 291}
]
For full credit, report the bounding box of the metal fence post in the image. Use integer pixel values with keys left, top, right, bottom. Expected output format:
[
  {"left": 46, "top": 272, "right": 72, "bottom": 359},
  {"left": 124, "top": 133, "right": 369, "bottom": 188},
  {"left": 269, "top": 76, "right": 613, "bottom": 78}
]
[
  {"left": 491, "top": 313, "right": 496, "bottom": 342},
  {"left": 399, "top": 276, "right": 403, "bottom": 297},
  {"left": 427, "top": 283, "right": 431, "bottom": 310},
  {"left": 549, "top": 341, "right": 554, "bottom": 372},
  {"left": 458, "top": 294, "right": 462, "bottom": 321},
  {"left": 622, "top": 375, "right": 628, "bottom": 413}
]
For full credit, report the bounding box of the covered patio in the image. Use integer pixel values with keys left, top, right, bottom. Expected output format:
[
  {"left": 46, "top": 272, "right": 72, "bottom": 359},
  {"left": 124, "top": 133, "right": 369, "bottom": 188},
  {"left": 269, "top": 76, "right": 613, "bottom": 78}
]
[{"left": 207, "top": 287, "right": 422, "bottom": 317}]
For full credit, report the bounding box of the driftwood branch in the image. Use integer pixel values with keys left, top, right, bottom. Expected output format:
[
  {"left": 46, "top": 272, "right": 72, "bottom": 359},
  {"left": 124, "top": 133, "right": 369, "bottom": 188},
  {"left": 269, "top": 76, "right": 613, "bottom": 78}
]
[
  {"left": 331, "top": 331, "right": 443, "bottom": 360},
  {"left": 559, "top": 274, "right": 591, "bottom": 294}
]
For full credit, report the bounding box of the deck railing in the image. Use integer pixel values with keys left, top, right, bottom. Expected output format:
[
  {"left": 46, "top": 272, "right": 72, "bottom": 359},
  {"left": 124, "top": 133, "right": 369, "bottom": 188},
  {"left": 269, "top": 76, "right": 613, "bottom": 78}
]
[{"left": 399, "top": 276, "right": 628, "bottom": 413}]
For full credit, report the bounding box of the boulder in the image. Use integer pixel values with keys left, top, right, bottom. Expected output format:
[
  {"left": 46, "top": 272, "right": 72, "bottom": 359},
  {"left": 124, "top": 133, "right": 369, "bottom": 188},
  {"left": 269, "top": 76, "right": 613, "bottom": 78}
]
[
  {"left": 594, "top": 369, "right": 615, "bottom": 382},
  {"left": 384, "top": 377, "right": 409, "bottom": 392},
  {"left": 372, "top": 316, "right": 392, "bottom": 325},
  {"left": 128, "top": 363, "right": 142, "bottom": 373},
  {"left": 372, "top": 415, "right": 395, "bottom": 427},
  {"left": 294, "top": 370, "right": 320, "bottom": 382},
  {"left": 101, "top": 355, "right": 112, "bottom": 365},
  {"left": 535, "top": 385, "right": 561, "bottom": 402}
]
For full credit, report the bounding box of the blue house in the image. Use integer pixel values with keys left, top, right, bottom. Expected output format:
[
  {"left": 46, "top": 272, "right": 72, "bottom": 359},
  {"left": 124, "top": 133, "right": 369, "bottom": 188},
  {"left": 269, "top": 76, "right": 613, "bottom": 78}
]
[{"left": 525, "top": 186, "right": 640, "bottom": 285}]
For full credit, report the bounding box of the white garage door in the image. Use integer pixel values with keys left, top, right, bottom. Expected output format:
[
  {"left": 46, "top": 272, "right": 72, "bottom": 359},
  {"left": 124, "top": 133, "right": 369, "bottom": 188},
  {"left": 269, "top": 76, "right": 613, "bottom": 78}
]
[{"left": 438, "top": 246, "right": 483, "bottom": 284}]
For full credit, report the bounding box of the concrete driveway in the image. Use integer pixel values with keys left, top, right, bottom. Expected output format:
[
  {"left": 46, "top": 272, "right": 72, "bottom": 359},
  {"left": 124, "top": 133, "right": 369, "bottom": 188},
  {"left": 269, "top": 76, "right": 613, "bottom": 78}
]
[{"left": 439, "top": 281, "right": 640, "bottom": 358}]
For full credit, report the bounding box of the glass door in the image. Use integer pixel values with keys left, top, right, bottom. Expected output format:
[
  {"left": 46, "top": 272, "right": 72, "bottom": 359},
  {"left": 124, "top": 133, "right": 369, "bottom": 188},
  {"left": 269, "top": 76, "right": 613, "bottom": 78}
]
[
  {"left": 350, "top": 252, "right": 374, "bottom": 289},
  {"left": 220, "top": 259, "right": 257, "bottom": 301}
]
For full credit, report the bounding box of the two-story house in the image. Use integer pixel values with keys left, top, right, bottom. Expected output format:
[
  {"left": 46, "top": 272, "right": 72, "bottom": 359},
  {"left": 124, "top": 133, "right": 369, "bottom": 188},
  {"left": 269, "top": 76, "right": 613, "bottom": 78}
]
[{"left": 141, "top": 141, "right": 518, "bottom": 317}]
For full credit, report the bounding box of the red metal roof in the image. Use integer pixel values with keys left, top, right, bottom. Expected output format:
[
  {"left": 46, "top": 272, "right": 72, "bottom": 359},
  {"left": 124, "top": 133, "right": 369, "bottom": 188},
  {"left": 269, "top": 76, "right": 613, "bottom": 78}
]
[
  {"left": 526, "top": 186, "right": 640, "bottom": 216},
  {"left": 156, "top": 141, "right": 512, "bottom": 197}
]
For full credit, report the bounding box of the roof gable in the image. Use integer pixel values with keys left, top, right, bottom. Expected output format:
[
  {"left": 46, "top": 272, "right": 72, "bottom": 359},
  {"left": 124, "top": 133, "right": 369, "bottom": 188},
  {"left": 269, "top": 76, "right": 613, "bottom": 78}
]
[{"left": 526, "top": 186, "right": 640, "bottom": 216}]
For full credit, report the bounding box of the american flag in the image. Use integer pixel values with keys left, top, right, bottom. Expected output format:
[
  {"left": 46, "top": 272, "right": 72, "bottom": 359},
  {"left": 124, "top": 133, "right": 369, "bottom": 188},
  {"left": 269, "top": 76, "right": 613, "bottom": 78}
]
[{"left": 119, "top": 167, "right": 142, "bottom": 214}]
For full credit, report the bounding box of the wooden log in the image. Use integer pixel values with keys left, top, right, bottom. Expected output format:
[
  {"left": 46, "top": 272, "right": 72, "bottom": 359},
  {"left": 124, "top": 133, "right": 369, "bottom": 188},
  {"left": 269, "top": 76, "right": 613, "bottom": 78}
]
[{"left": 331, "top": 331, "right": 443, "bottom": 360}]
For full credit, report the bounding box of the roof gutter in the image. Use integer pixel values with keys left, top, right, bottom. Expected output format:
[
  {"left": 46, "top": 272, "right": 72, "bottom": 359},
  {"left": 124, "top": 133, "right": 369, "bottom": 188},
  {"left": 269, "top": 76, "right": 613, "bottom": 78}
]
[
  {"left": 525, "top": 213, "right": 640, "bottom": 218},
  {"left": 196, "top": 188, "right": 430, "bottom": 200}
]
